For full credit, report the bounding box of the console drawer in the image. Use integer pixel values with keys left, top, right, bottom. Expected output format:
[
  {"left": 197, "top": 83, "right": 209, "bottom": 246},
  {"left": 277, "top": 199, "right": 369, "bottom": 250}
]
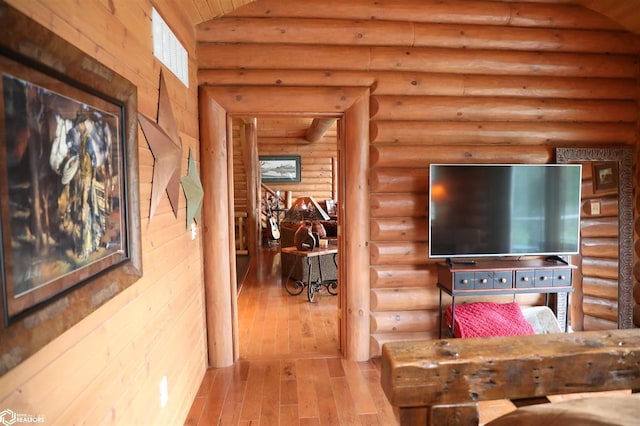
[
  {"left": 553, "top": 269, "right": 572, "bottom": 287},
  {"left": 534, "top": 269, "right": 554, "bottom": 287},
  {"left": 452, "top": 272, "right": 474, "bottom": 290},
  {"left": 493, "top": 271, "right": 512, "bottom": 289},
  {"left": 515, "top": 270, "right": 534, "bottom": 288},
  {"left": 474, "top": 272, "right": 493, "bottom": 289}
]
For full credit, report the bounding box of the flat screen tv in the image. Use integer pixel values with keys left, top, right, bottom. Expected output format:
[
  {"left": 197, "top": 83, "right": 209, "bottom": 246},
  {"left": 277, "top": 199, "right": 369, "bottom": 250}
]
[{"left": 429, "top": 164, "right": 582, "bottom": 259}]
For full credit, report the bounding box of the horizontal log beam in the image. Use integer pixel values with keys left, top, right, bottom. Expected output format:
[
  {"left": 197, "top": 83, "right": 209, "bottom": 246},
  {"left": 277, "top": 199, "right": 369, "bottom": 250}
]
[
  {"left": 581, "top": 237, "right": 619, "bottom": 258},
  {"left": 198, "top": 18, "right": 639, "bottom": 54},
  {"left": 583, "top": 296, "right": 619, "bottom": 322},
  {"left": 370, "top": 194, "right": 428, "bottom": 218},
  {"left": 370, "top": 287, "right": 539, "bottom": 312},
  {"left": 198, "top": 70, "right": 638, "bottom": 100},
  {"left": 581, "top": 198, "right": 618, "bottom": 216},
  {"left": 370, "top": 217, "right": 428, "bottom": 241},
  {"left": 371, "top": 145, "right": 552, "bottom": 168},
  {"left": 305, "top": 118, "right": 337, "bottom": 142},
  {"left": 368, "top": 47, "right": 639, "bottom": 78},
  {"left": 372, "top": 121, "right": 635, "bottom": 147},
  {"left": 581, "top": 217, "right": 619, "bottom": 238},
  {"left": 228, "top": 0, "right": 618, "bottom": 31},
  {"left": 370, "top": 169, "right": 429, "bottom": 193},
  {"left": 381, "top": 329, "right": 640, "bottom": 408},
  {"left": 583, "top": 315, "right": 619, "bottom": 330},
  {"left": 370, "top": 332, "right": 435, "bottom": 358},
  {"left": 198, "top": 45, "right": 640, "bottom": 78},
  {"left": 583, "top": 276, "right": 620, "bottom": 300},
  {"left": 370, "top": 265, "right": 436, "bottom": 288},
  {"left": 371, "top": 288, "right": 439, "bottom": 311},
  {"left": 371, "top": 310, "right": 437, "bottom": 333},
  {"left": 582, "top": 257, "right": 618, "bottom": 279},
  {"left": 370, "top": 242, "right": 429, "bottom": 265},
  {"left": 371, "top": 120, "right": 637, "bottom": 145},
  {"left": 198, "top": 69, "right": 376, "bottom": 87},
  {"left": 374, "top": 72, "right": 638, "bottom": 98},
  {"left": 199, "top": 85, "right": 363, "bottom": 114},
  {"left": 370, "top": 96, "right": 638, "bottom": 122}
]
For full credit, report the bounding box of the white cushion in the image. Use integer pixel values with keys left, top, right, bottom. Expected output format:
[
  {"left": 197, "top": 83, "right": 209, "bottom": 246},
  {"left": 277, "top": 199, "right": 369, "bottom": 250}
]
[{"left": 520, "top": 306, "right": 562, "bottom": 334}]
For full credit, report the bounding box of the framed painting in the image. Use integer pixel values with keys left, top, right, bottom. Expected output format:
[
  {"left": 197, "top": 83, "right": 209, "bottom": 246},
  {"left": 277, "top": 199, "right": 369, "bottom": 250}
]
[
  {"left": 592, "top": 161, "right": 618, "bottom": 195},
  {"left": 0, "top": 1, "right": 142, "bottom": 374},
  {"left": 260, "top": 155, "right": 301, "bottom": 183}
]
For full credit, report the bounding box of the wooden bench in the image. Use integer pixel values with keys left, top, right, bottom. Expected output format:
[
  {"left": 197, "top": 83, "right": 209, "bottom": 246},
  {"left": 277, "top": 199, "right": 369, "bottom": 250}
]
[{"left": 381, "top": 329, "right": 640, "bottom": 425}]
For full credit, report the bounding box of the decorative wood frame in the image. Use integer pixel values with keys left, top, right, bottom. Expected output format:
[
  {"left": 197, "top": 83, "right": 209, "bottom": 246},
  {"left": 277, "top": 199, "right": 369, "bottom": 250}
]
[
  {"left": 0, "top": 1, "right": 142, "bottom": 375},
  {"left": 556, "top": 147, "right": 633, "bottom": 329},
  {"left": 259, "top": 155, "right": 301, "bottom": 183}
]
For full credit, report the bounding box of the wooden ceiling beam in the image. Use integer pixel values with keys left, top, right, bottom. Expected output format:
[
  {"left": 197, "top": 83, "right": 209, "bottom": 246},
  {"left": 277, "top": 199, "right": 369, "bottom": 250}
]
[{"left": 305, "top": 118, "right": 338, "bottom": 142}]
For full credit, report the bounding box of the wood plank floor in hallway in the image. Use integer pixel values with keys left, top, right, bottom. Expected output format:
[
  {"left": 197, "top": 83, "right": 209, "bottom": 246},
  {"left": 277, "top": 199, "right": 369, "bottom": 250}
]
[{"left": 185, "top": 246, "right": 399, "bottom": 425}]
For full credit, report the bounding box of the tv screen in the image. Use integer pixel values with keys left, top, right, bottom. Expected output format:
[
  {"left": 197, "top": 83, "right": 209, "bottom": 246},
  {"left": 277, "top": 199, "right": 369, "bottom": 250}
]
[{"left": 429, "top": 164, "right": 582, "bottom": 259}]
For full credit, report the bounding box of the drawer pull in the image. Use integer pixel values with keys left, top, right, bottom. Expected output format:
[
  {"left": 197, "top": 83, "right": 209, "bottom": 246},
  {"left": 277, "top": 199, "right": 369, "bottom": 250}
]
[
  {"left": 499, "top": 278, "right": 507, "bottom": 283},
  {"left": 540, "top": 276, "right": 548, "bottom": 281},
  {"left": 558, "top": 275, "right": 566, "bottom": 280},
  {"left": 522, "top": 277, "right": 529, "bottom": 282},
  {"left": 461, "top": 279, "right": 468, "bottom": 285},
  {"left": 480, "top": 278, "right": 487, "bottom": 284}
]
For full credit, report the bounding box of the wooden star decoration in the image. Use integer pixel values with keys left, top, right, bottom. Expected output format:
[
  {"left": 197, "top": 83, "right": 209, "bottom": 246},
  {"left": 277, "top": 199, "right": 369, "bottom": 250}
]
[
  {"left": 138, "top": 70, "right": 182, "bottom": 221},
  {"left": 181, "top": 149, "right": 203, "bottom": 227}
]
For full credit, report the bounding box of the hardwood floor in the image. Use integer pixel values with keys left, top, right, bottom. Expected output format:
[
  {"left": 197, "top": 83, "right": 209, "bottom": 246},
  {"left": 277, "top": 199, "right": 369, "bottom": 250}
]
[
  {"left": 185, "top": 246, "right": 398, "bottom": 425},
  {"left": 237, "top": 247, "right": 340, "bottom": 360}
]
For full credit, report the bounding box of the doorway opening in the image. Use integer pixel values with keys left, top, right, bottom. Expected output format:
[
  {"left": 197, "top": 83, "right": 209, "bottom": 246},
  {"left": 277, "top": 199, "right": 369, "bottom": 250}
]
[
  {"left": 233, "top": 115, "right": 342, "bottom": 359},
  {"left": 199, "top": 86, "right": 371, "bottom": 367}
]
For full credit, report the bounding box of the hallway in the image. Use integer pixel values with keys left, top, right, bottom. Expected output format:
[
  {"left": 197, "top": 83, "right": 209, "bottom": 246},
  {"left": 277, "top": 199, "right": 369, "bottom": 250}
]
[{"left": 184, "top": 247, "right": 398, "bottom": 425}]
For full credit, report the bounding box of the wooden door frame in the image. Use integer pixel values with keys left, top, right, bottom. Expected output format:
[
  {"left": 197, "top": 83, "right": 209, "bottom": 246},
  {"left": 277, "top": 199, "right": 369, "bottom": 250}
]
[{"left": 199, "top": 86, "right": 371, "bottom": 367}]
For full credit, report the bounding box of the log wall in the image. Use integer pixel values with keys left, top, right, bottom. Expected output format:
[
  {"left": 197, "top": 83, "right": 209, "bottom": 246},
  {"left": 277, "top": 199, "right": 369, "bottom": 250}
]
[
  {"left": 257, "top": 117, "right": 338, "bottom": 203},
  {"left": 0, "top": 0, "right": 207, "bottom": 424},
  {"left": 198, "top": 0, "right": 640, "bottom": 356}
]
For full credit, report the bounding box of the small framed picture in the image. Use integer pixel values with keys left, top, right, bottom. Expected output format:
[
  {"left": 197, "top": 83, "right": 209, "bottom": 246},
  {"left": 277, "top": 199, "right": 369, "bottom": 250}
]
[
  {"left": 259, "top": 155, "right": 301, "bottom": 183},
  {"left": 592, "top": 162, "right": 618, "bottom": 195}
]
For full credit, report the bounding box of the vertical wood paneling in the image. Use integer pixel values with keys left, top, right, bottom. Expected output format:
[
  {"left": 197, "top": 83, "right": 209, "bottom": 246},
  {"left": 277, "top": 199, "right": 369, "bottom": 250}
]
[{"left": 1, "top": 0, "right": 207, "bottom": 424}]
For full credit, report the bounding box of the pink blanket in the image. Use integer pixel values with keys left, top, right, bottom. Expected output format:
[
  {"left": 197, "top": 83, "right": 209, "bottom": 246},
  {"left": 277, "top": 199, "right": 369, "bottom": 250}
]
[{"left": 445, "top": 302, "right": 535, "bottom": 338}]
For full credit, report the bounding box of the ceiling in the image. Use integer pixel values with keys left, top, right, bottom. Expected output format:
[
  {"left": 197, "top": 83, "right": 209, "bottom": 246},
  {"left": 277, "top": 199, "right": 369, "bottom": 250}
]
[{"left": 183, "top": 0, "right": 640, "bottom": 35}]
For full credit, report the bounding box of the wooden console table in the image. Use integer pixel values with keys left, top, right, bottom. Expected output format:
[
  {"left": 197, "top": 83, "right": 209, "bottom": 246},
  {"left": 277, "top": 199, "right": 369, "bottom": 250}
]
[
  {"left": 281, "top": 246, "right": 338, "bottom": 302},
  {"left": 437, "top": 259, "right": 576, "bottom": 337}
]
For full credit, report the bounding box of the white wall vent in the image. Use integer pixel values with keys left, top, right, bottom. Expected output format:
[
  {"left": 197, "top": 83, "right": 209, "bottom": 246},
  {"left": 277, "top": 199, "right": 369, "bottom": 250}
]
[{"left": 152, "top": 7, "right": 189, "bottom": 88}]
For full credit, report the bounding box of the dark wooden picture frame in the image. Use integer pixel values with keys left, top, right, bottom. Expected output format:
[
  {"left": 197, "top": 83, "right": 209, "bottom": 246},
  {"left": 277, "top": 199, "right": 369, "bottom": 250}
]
[
  {"left": 259, "top": 155, "right": 301, "bottom": 183},
  {"left": 556, "top": 147, "right": 634, "bottom": 330},
  {"left": 0, "top": 1, "right": 142, "bottom": 375},
  {"left": 592, "top": 161, "right": 618, "bottom": 195}
]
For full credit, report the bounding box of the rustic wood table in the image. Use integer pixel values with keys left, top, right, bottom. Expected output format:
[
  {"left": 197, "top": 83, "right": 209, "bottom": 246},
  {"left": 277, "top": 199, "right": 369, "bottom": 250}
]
[{"left": 381, "top": 329, "right": 640, "bottom": 425}]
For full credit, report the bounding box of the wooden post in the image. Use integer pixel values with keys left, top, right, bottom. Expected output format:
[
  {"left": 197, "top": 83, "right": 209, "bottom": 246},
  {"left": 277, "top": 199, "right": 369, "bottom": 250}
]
[
  {"left": 242, "top": 118, "right": 260, "bottom": 256},
  {"left": 227, "top": 115, "right": 239, "bottom": 361},
  {"left": 199, "top": 88, "right": 234, "bottom": 367},
  {"left": 343, "top": 91, "right": 370, "bottom": 361}
]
